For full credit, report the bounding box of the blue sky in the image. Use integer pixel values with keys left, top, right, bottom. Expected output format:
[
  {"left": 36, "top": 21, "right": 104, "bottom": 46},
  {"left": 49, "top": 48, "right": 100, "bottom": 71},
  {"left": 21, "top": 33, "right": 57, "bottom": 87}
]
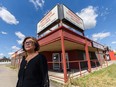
[{"left": 0, "top": 0, "right": 116, "bottom": 58}]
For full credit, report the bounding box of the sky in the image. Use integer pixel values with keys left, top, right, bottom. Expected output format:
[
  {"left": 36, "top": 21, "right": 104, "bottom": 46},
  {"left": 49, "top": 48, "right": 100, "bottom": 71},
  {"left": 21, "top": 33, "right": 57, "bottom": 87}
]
[{"left": 0, "top": 0, "right": 116, "bottom": 58}]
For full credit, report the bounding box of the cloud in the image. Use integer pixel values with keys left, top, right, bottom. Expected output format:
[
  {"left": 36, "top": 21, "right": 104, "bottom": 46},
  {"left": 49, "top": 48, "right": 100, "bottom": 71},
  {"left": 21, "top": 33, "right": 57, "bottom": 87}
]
[
  {"left": 92, "top": 32, "right": 110, "bottom": 41},
  {"left": 15, "top": 31, "right": 25, "bottom": 44},
  {"left": 99, "top": 7, "right": 110, "bottom": 20},
  {"left": 112, "top": 41, "right": 116, "bottom": 44},
  {"left": 1, "top": 31, "right": 7, "bottom": 34},
  {"left": 0, "top": 6, "right": 19, "bottom": 25},
  {"left": 12, "top": 46, "right": 20, "bottom": 51},
  {"left": 100, "top": 7, "right": 109, "bottom": 16},
  {"left": 8, "top": 46, "right": 20, "bottom": 57},
  {"left": 76, "top": 6, "right": 98, "bottom": 29},
  {"left": 0, "top": 53, "right": 4, "bottom": 58},
  {"left": 29, "top": 0, "right": 45, "bottom": 10},
  {"left": 8, "top": 52, "right": 14, "bottom": 56}
]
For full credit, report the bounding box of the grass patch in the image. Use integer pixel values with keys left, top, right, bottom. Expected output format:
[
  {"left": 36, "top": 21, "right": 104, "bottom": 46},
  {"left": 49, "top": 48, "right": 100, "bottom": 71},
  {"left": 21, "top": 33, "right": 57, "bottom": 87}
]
[
  {"left": 71, "top": 64, "right": 116, "bottom": 87},
  {"left": 9, "top": 66, "right": 17, "bottom": 69},
  {"left": 6, "top": 64, "right": 17, "bottom": 69}
]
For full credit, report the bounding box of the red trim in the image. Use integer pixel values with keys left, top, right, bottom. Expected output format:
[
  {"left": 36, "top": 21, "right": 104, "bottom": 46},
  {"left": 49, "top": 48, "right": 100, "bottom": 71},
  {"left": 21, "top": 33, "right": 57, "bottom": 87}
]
[
  {"left": 38, "top": 26, "right": 93, "bottom": 48},
  {"left": 40, "top": 37, "right": 61, "bottom": 46},
  {"left": 38, "top": 26, "right": 64, "bottom": 40},
  {"left": 64, "top": 37, "right": 85, "bottom": 45}
]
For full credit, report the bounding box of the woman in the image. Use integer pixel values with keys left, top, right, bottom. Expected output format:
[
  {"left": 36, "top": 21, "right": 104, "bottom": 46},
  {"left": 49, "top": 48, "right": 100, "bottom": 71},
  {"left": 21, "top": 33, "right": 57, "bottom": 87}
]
[{"left": 16, "top": 37, "right": 49, "bottom": 87}]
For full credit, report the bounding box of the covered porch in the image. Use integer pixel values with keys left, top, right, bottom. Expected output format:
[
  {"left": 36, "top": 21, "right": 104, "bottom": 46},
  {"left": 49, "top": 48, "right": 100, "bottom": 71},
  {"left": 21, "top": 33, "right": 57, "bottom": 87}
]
[{"left": 38, "top": 26, "right": 105, "bottom": 83}]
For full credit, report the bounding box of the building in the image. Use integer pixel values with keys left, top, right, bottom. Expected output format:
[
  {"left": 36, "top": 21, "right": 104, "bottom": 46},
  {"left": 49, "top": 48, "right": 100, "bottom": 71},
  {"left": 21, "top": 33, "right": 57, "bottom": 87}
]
[
  {"left": 37, "top": 4, "right": 106, "bottom": 83},
  {"left": 11, "top": 49, "right": 24, "bottom": 68},
  {"left": 0, "top": 58, "right": 11, "bottom": 62},
  {"left": 109, "top": 51, "right": 116, "bottom": 60}
]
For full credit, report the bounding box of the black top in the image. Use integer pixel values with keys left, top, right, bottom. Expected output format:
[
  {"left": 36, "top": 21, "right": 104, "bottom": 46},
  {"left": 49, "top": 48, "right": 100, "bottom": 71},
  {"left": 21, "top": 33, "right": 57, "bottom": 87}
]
[{"left": 16, "top": 54, "right": 49, "bottom": 87}]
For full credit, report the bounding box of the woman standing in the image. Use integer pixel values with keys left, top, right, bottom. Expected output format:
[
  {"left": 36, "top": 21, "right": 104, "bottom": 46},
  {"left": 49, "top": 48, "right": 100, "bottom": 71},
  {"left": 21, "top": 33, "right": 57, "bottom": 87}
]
[{"left": 16, "top": 37, "right": 49, "bottom": 87}]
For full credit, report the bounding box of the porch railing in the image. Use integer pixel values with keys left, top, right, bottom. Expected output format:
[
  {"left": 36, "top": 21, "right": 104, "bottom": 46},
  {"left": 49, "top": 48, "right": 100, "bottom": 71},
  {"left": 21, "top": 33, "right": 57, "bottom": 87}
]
[{"left": 47, "top": 59, "right": 108, "bottom": 82}]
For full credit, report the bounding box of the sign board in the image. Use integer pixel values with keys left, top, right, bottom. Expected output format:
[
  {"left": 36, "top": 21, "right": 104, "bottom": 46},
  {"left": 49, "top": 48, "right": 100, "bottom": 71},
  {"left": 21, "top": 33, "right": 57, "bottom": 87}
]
[
  {"left": 63, "top": 5, "right": 84, "bottom": 30},
  {"left": 37, "top": 5, "right": 59, "bottom": 34},
  {"left": 92, "top": 42, "right": 104, "bottom": 50},
  {"left": 37, "top": 4, "right": 84, "bottom": 34}
]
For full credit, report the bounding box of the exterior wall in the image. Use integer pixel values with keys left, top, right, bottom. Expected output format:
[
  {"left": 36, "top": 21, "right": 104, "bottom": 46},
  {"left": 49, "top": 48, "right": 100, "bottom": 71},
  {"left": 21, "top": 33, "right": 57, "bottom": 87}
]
[
  {"left": 41, "top": 51, "right": 62, "bottom": 70},
  {"left": 109, "top": 51, "right": 116, "bottom": 60},
  {"left": 68, "top": 50, "right": 78, "bottom": 69},
  {"left": 42, "top": 50, "right": 83, "bottom": 70},
  {"left": 40, "top": 51, "right": 53, "bottom": 69},
  {"left": 68, "top": 50, "right": 99, "bottom": 69},
  {"left": 41, "top": 50, "right": 99, "bottom": 70}
]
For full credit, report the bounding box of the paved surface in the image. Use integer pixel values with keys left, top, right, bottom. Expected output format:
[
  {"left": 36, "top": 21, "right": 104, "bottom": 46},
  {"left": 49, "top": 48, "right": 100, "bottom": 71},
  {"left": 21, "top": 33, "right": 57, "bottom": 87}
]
[
  {"left": 0, "top": 64, "right": 18, "bottom": 87},
  {"left": 0, "top": 64, "right": 59, "bottom": 87}
]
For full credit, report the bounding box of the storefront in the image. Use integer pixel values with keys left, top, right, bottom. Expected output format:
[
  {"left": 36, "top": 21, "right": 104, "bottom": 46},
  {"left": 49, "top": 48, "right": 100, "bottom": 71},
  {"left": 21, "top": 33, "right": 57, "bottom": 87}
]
[{"left": 37, "top": 4, "right": 106, "bottom": 82}]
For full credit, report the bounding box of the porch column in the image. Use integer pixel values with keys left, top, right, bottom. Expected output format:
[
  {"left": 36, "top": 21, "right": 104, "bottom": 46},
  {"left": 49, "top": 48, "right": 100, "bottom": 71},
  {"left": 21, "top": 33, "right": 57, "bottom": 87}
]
[
  {"left": 60, "top": 29, "right": 68, "bottom": 83},
  {"left": 85, "top": 41, "right": 91, "bottom": 72}
]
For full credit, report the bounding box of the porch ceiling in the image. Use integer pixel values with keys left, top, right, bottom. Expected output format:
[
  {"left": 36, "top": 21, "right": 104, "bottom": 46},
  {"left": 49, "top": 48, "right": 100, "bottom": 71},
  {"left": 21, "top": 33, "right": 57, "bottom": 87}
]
[{"left": 39, "top": 40, "right": 86, "bottom": 52}]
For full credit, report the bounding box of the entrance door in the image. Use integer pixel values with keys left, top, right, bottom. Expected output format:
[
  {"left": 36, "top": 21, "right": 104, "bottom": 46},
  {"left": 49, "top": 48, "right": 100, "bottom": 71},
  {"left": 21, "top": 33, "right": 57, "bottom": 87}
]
[{"left": 52, "top": 53, "right": 60, "bottom": 70}]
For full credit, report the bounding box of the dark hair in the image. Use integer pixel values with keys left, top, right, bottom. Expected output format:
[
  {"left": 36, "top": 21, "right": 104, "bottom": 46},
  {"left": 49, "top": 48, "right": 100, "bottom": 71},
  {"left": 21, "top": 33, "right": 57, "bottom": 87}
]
[{"left": 22, "top": 37, "right": 40, "bottom": 52}]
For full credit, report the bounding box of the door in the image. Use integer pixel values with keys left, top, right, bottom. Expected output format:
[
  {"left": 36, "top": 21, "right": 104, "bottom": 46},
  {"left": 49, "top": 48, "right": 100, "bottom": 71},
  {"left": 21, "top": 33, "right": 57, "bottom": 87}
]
[{"left": 52, "top": 53, "right": 60, "bottom": 70}]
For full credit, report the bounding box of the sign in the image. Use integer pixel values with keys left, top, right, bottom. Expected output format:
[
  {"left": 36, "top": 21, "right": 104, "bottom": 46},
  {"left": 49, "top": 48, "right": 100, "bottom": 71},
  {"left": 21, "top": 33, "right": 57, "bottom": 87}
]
[
  {"left": 37, "top": 5, "right": 59, "bottom": 34},
  {"left": 63, "top": 5, "right": 84, "bottom": 30},
  {"left": 92, "top": 42, "right": 104, "bottom": 50},
  {"left": 37, "top": 4, "right": 85, "bottom": 34}
]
